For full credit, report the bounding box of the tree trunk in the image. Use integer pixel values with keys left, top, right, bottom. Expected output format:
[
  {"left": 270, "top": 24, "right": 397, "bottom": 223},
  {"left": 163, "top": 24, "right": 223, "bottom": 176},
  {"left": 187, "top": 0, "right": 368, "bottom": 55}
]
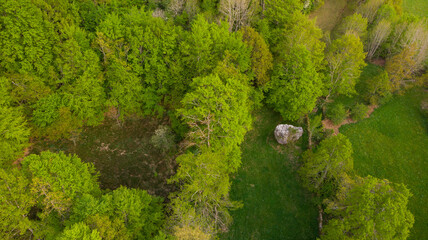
[
  {"left": 306, "top": 114, "right": 313, "bottom": 149},
  {"left": 318, "top": 204, "right": 323, "bottom": 235}
]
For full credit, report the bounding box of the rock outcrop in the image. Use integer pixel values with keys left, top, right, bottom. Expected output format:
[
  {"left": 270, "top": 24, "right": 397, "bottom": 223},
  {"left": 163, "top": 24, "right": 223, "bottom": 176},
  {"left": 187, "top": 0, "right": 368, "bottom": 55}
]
[{"left": 274, "top": 124, "right": 303, "bottom": 145}]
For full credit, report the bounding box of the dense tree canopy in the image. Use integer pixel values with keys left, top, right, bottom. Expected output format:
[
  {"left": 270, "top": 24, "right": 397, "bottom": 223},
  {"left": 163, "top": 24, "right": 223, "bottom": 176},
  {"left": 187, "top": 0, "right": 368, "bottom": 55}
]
[
  {"left": 177, "top": 69, "right": 252, "bottom": 170},
  {"left": 322, "top": 175, "right": 414, "bottom": 240},
  {"left": 299, "top": 134, "right": 353, "bottom": 195},
  {"left": 0, "top": 0, "right": 424, "bottom": 238},
  {"left": 325, "top": 32, "right": 367, "bottom": 98},
  {"left": 267, "top": 45, "right": 323, "bottom": 121}
]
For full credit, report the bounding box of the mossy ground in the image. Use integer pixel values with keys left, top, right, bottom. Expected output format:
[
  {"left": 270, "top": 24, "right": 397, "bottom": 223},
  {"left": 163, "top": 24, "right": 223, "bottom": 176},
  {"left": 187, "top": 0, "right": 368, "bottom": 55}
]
[{"left": 31, "top": 116, "right": 178, "bottom": 198}]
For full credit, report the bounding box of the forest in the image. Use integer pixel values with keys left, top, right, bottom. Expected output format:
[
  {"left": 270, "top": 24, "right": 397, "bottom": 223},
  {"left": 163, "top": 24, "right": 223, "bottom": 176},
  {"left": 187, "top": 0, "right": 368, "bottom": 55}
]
[{"left": 0, "top": 0, "right": 427, "bottom": 239}]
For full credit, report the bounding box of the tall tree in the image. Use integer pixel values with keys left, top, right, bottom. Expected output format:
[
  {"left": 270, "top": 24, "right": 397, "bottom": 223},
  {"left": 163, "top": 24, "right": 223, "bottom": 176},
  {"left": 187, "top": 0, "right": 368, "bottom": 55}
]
[
  {"left": 219, "top": 0, "right": 256, "bottom": 31},
  {"left": 264, "top": 0, "right": 303, "bottom": 26},
  {"left": 123, "top": 8, "right": 184, "bottom": 114},
  {"left": 335, "top": 13, "right": 368, "bottom": 41},
  {"left": 70, "top": 187, "right": 164, "bottom": 239},
  {"left": 169, "top": 149, "right": 241, "bottom": 234},
  {"left": 0, "top": 0, "right": 57, "bottom": 77},
  {"left": 177, "top": 71, "right": 252, "bottom": 170},
  {"left": 267, "top": 45, "right": 323, "bottom": 121},
  {"left": 385, "top": 44, "right": 422, "bottom": 92},
  {"left": 180, "top": 15, "right": 251, "bottom": 79},
  {"left": 322, "top": 175, "right": 414, "bottom": 240},
  {"left": 366, "top": 19, "right": 392, "bottom": 60},
  {"left": 356, "top": 0, "right": 385, "bottom": 24},
  {"left": 273, "top": 12, "right": 325, "bottom": 71},
  {"left": 57, "top": 222, "right": 101, "bottom": 240},
  {"left": 0, "top": 168, "right": 35, "bottom": 239},
  {"left": 299, "top": 134, "right": 353, "bottom": 195},
  {"left": 0, "top": 105, "right": 30, "bottom": 166},
  {"left": 240, "top": 26, "right": 273, "bottom": 86},
  {"left": 325, "top": 32, "right": 367, "bottom": 99},
  {"left": 22, "top": 151, "right": 100, "bottom": 227}
]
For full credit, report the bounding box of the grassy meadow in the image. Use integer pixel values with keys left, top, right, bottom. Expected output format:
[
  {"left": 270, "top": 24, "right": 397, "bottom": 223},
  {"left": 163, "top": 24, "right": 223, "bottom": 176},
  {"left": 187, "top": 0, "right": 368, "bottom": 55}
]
[
  {"left": 340, "top": 88, "right": 428, "bottom": 239},
  {"left": 221, "top": 108, "right": 318, "bottom": 240},
  {"left": 404, "top": 0, "right": 428, "bottom": 17}
]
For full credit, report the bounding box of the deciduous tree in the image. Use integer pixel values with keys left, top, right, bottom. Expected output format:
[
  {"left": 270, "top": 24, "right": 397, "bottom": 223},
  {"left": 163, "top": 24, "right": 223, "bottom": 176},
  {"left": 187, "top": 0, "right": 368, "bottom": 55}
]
[
  {"left": 267, "top": 45, "right": 323, "bottom": 121},
  {"left": 240, "top": 26, "right": 273, "bottom": 86},
  {"left": 169, "top": 149, "right": 241, "bottom": 234},
  {"left": 335, "top": 13, "right": 368, "bottom": 41},
  {"left": 366, "top": 19, "right": 392, "bottom": 60},
  {"left": 219, "top": 0, "right": 256, "bottom": 31},
  {"left": 299, "top": 134, "right": 353, "bottom": 195},
  {"left": 264, "top": 0, "right": 303, "bottom": 26},
  {"left": 325, "top": 32, "right": 366, "bottom": 99},
  {"left": 0, "top": 106, "right": 30, "bottom": 166},
  {"left": 177, "top": 72, "right": 252, "bottom": 170},
  {"left": 322, "top": 175, "right": 414, "bottom": 240},
  {"left": 0, "top": 168, "right": 35, "bottom": 239}
]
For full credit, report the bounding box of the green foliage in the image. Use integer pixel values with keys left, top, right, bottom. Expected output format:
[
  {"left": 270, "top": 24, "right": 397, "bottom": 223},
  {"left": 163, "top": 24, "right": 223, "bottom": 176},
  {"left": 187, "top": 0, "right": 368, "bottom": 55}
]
[
  {"left": 121, "top": 8, "right": 184, "bottom": 114},
  {"left": 351, "top": 103, "right": 369, "bottom": 121},
  {"left": 71, "top": 187, "right": 164, "bottom": 239},
  {"left": 180, "top": 15, "right": 251, "bottom": 79},
  {"left": 267, "top": 45, "right": 323, "bottom": 121},
  {"left": 362, "top": 70, "right": 392, "bottom": 105},
  {"left": 374, "top": 3, "right": 399, "bottom": 24},
  {"left": 322, "top": 175, "right": 414, "bottom": 240},
  {"left": 77, "top": 0, "right": 108, "bottom": 32},
  {"left": 22, "top": 151, "right": 100, "bottom": 205},
  {"left": 386, "top": 44, "right": 421, "bottom": 92},
  {"left": 170, "top": 149, "right": 241, "bottom": 233},
  {"left": 274, "top": 12, "right": 325, "bottom": 71},
  {"left": 299, "top": 134, "right": 353, "bottom": 196},
  {"left": 335, "top": 13, "right": 368, "bottom": 41},
  {"left": 0, "top": 0, "right": 57, "bottom": 77},
  {"left": 85, "top": 214, "right": 131, "bottom": 240},
  {"left": 57, "top": 222, "right": 102, "bottom": 240},
  {"left": 264, "top": 0, "right": 303, "bottom": 26},
  {"left": 325, "top": 32, "right": 367, "bottom": 98},
  {"left": 0, "top": 106, "right": 30, "bottom": 166},
  {"left": 177, "top": 71, "right": 252, "bottom": 170},
  {"left": 32, "top": 93, "right": 64, "bottom": 128},
  {"left": 241, "top": 26, "right": 273, "bottom": 86},
  {"left": 0, "top": 168, "right": 35, "bottom": 239},
  {"left": 327, "top": 103, "right": 348, "bottom": 125},
  {"left": 105, "top": 59, "right": 143, "bottom": 119}
]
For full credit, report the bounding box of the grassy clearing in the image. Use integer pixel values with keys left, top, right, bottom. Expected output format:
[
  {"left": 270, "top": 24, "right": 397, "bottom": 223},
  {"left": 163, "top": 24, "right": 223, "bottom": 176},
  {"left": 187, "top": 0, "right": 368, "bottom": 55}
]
[
  {"left": 340, "top": 88, "right": 428, "bottom": 239},
  {"left": 309, "top": 0, "right": 351, "bottom": 32},
  {"left": 403, "top": 0, "right": 428, "bottom": 17},
  {"left": 31, "top": 117, "right": 177, "bottom": 198},
  {"left": 221, "top": 108, "right": 318, "bottom": 240}
]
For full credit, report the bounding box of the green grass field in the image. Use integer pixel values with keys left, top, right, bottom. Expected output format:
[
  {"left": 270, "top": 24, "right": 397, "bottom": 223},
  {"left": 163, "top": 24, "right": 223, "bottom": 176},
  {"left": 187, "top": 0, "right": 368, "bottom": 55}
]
[
  {"left": 340, "top": 88, "right": 428, "bottom": 239},
  {"left": 221, "top": 109, "right": 318, "bottom": 240},
  {"left": 404, "top": 0, "right": 428, "bottom": 17}
]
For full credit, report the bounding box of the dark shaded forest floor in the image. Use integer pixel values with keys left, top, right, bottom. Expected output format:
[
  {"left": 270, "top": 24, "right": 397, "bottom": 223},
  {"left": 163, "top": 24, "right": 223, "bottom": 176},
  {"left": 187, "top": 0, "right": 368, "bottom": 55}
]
[
  {"left": 31, "top": 117, "right": 177, "bottom": 199},
  {"left": 221, "top": 108, "right": 318, "bottom": 240},
  {"left": 340, "top": 88, "right": 428, "bottom": 239}
]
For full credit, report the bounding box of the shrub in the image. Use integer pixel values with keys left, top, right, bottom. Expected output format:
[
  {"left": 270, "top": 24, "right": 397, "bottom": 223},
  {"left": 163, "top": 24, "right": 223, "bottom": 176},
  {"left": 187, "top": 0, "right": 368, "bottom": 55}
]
[
  {"left": 150, "top": 125, "right": 175, "bottom": 153},
  {"left": 327, "top": 103, "right": 347, "bottom": 125},
  {"left": 351, "top": 103, "right": 369, "bottom": 121}
]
